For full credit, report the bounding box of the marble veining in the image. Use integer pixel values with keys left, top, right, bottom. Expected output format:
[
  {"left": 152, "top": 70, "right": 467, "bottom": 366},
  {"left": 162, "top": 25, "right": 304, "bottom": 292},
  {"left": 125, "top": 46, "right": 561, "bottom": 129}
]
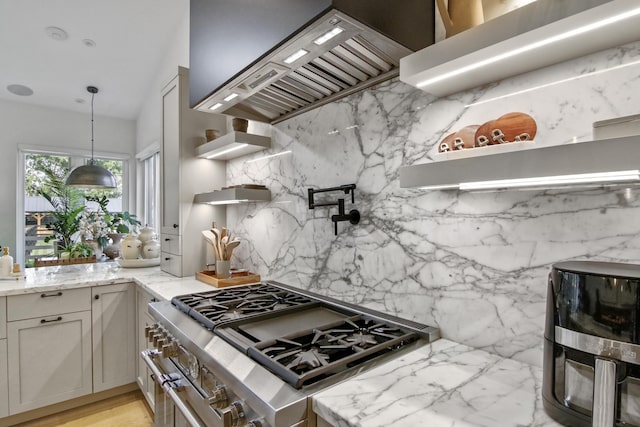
[
  {"left": 312, "top": 339, "right": 561, "bottom": 427},
  {"left": 227, "top": 41, "right": 640, "bottom": 367}
]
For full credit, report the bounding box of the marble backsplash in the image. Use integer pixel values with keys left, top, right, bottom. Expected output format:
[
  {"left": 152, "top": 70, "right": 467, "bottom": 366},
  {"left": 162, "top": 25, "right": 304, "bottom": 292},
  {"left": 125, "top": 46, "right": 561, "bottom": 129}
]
[{"left": 225, "top": 41, "right": 640, "bottom": 367}]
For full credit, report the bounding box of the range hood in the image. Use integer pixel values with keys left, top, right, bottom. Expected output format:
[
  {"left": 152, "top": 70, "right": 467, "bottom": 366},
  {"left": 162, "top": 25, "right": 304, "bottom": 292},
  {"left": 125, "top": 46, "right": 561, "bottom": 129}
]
[{"left": 190, "top": 0, "right": 434, "bottom": 124}]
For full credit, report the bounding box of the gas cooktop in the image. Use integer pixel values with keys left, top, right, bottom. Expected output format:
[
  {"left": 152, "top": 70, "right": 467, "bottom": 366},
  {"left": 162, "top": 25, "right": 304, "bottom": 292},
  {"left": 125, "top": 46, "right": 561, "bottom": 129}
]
[{"left": 171, "top": 281, "right": 438, "bottom": 389}]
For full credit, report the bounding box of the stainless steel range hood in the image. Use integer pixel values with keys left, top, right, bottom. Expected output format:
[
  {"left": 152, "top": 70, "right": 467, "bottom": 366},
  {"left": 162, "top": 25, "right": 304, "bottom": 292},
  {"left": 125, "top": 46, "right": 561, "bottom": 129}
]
[{"left": 191, "top": 1, "right": 434, "bottom": 124}]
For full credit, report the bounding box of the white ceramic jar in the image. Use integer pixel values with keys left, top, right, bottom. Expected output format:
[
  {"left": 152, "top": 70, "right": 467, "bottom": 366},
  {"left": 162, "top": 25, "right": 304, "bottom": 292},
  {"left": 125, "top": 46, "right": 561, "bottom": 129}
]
[
  {"left": 141, "top": 240, "right": 160, "bottom": 259},
  {"left": 138, "top": 226, "right": 157, "bottom": 243},
  {"left": 120, "top": 233, "right": 142, "bottom": 259}
]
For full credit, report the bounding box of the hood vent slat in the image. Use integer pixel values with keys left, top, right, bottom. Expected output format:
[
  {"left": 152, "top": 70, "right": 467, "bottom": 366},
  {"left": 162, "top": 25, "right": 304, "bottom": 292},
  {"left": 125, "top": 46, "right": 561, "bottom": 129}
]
[
  {"left": 289, "top": 71, "right": 336, "bottom": 96},
  {"left": 312, "top": 57, "right": 359, "bottom": 86},
  {"left": 274, "top": 78, "right": 321, "bottom": 103},
  {"left": 320, "top": 51, "right": 369, "bottom": 82},
  {"left": 331, "top": 45, "right": 381, "bottom": 77}
]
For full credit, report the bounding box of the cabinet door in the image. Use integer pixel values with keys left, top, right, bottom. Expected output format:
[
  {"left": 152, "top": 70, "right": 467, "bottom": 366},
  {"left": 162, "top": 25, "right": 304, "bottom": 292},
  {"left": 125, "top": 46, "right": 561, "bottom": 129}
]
[
  {"left": 136, "top": 288, "right": 156, "bottom": 411},
  {"left": 7, "top": 311, "right": 92, "bottom": 414},
  {"left": 92, "top": 283, "right": 136, "bottom": 393},
  {"left": 0, "top": 339, "right": 7, "bottom": 418},
  {"left": 0, "top": 296, "right": 6, "bottom": 339},
  {"left": 161, "top": 74, "right": 181, "bottom": 235}
]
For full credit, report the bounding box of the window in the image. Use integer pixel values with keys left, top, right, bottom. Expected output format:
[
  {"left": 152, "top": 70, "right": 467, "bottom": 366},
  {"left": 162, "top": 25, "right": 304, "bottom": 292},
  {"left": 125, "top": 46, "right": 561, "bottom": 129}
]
[
  {"left": 19, "top": 148, "right": 128, "bottom": 267},
  {"left": 138, "top": 151, "right": 160, "bottom": 230}
]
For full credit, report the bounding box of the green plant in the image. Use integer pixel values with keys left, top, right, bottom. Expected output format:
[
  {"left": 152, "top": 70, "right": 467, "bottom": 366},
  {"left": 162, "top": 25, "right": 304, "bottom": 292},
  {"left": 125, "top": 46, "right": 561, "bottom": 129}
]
[
  {"left": 85, "top": 195, "right": 141, "bottom": 235},
  {"left": 37, "top": 168, "right": 86, "bottom": 250},
  {"left": 61, "top": 242, "right": 94, "bottom": 259}
]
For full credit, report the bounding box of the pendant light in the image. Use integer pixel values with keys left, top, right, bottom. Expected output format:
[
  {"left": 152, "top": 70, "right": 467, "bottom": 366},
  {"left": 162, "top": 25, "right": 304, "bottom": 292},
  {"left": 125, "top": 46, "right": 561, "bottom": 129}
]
[{"left": 65, "top": 86, "right": 117, "bottom": 189}]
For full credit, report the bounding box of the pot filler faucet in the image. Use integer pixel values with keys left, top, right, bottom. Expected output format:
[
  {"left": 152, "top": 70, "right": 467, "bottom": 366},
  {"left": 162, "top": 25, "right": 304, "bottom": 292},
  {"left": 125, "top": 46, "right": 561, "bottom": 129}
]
[{"left": 308, "top": 184, "right": 360, "bottom": 235}]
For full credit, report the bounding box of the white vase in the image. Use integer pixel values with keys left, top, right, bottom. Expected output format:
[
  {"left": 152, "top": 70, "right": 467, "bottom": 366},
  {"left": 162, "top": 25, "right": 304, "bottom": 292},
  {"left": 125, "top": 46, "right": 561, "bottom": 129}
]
[{"left": 121, "top": 234, "right": 142, "bottom": 259}]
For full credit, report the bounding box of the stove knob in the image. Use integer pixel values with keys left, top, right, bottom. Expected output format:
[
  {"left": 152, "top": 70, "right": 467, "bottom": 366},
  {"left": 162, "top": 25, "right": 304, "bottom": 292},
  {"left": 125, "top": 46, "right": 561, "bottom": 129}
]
[
  {"left": 245, "top": 419, "right": 264, "bottom": 427},
  {"left": 156, "top": 338, "right": 167, "bottom": 349},
  {"left": 208, "top": 385, "right": 228, "bottom": 409},
  {"left": 152, "top": 334, "right": 162, "bottom": 347},
  {"left": 228, "top": 401, "right": 246, "bottom": 427},
  {"left": 144, "top": 325, "right": 152, "bottom": 338}
]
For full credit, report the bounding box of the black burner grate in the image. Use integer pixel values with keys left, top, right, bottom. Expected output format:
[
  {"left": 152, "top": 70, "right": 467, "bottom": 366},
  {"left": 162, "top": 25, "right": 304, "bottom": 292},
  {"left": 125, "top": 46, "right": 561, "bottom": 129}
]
[
  {"left": 171, "top": 284, "right": 315, "bottom": 329},
  {"left": 248, "top": 316, "right": 418, "bottom": 388}
]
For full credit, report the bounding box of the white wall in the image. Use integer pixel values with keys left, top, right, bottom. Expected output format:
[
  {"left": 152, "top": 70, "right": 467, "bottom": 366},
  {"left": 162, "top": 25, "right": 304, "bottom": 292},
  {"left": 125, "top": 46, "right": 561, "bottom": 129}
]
[
  {"left": 135, "top": 7, "right": 190, "bottom": 214},
  {"left": 0, "top": 99, "right": 135, "bottom": 260}
]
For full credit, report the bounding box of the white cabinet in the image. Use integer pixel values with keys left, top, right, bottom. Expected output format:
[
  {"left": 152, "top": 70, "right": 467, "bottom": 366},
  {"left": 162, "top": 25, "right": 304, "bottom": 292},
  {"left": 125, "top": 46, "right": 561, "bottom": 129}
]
[
  {"left": 92, "top": 283, "right": 136, "bottom": 393},
  {"left": 0, "top": 297, "right": 6, "bottom": 418},
  {"left": 0, "top": 296, "right": 5, "bottom": 339},
  {"left": 136, "top": 287, "right": 156, "bottom": 410},
  {"left": 0, "top": 339, "right": 7, "bottom": 418},
  {"left": 7, "top": 307, "right": 92, "bottom": 414},
  {"left": 160, "top": 66, "right": 227, "bottom": 277}
]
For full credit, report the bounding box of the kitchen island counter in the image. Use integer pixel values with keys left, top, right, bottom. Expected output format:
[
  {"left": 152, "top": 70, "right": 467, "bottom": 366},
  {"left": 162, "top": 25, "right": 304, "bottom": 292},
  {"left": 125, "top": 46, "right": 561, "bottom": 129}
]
[
  {"left": 0, "top": 262, "right": 212, "bottom": 300},
  {"left": 313, "top": 338, "right": 560, "bottom": 427}
]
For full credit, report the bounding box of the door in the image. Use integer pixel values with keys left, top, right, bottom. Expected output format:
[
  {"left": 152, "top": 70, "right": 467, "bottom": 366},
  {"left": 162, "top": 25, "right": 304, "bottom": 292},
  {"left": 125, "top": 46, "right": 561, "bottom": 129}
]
[
  {"left": 7, "top": 311, "right": 92, "bottom": 414},
  {"left": 92, "top": 283, "right": 136, "bottom": 392}
]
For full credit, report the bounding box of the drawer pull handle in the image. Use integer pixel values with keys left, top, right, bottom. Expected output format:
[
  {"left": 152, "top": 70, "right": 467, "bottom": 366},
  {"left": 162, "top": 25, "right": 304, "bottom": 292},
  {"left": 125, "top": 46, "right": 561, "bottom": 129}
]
[
  {"left": 173, "top": 224, "right": 179, "bottom": 229},
  {"left": 41, "top": 291, "right": 63, "bottom": 298},
  {"left": 41, "top": 316, "right": 62, "bottom": 324},
  {"left": 165, "top": 257, "right": 171, "bottom": 261},
  {"left": 164, "top": 238, "right": 171, "bottom": 241}
]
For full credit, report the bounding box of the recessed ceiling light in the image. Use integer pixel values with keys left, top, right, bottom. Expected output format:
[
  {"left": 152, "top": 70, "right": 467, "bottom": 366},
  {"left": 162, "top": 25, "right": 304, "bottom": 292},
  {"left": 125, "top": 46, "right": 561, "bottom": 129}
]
[
  {"left": 82, "top": 39, "right": 96, "bottom": 48},
  {"left": 45, "top": 26, "right": 68, "bottom": 41},
  {"left": 7, "top": 84, "right": 34, "bottom": 96}
]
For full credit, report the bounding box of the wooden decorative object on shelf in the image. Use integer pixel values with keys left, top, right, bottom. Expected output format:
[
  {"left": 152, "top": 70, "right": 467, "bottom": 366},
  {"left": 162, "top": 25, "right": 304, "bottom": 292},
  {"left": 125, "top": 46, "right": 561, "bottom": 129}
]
[
  {"left": 196, "top": 270, "right": 261, "bottom": 288},
  {"left": 34, "top": 256, "right": 97, "bottom": 267}
]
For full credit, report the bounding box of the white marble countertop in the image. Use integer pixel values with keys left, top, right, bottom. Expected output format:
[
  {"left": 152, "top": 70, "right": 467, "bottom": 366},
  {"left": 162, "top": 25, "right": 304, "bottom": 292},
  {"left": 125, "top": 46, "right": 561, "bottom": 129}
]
[
  {"left": 0, "top": 262, "right": 212, "bottom": 301},
  {"left": 313, "top": 338, "right": 561, "bottom": 427},
  {"left": 0, "top": 263, "right": 560, "bottom": 427}
]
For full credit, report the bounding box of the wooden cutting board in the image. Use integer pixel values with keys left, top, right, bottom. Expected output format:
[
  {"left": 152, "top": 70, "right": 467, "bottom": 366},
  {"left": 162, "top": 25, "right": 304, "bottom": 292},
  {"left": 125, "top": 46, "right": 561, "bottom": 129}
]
[{"left": 196, "top": 270, "right": 261, "bottom": 288}]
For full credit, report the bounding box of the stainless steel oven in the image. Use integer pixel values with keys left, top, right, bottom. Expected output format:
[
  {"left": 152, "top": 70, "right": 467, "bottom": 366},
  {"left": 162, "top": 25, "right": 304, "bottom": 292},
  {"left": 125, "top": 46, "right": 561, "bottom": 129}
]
[{"left": 143, "top": 281, "right": 439, "bottom": 427}]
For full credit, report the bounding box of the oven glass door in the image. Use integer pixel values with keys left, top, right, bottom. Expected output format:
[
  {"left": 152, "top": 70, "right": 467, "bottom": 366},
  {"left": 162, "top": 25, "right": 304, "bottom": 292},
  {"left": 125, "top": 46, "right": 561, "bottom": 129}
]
[{"left": 142, "top": 350, "right": 207, "bottom": 427}]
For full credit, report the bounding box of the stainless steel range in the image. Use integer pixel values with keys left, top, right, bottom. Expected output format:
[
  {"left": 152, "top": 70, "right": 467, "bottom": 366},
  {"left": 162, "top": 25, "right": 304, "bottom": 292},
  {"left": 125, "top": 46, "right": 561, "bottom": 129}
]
[{"left": 142, "top": 281, "right": 440, "bottom": 427}]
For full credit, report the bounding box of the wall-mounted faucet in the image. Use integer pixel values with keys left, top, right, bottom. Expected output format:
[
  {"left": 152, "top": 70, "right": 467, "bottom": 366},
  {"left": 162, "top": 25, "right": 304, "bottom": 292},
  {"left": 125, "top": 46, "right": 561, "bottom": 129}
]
[{"left": 308, "top": 184, "right": 360, "bottom": 235}]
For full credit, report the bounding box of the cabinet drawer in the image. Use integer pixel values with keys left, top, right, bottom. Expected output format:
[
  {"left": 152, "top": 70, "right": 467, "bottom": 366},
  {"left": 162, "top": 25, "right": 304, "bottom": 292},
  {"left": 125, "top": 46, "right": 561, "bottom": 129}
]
[
  {"left": 7, "top": 288, "right": 91, "bottom": 321},
  {"left": 0, "top": 297, "right": 5, "bottom": 339},
  {"left": 160, "top": 233, "right": 181, "bottom": 255},
  {"left": 161, "top": 252, "right": 182, "bottom": 277}
]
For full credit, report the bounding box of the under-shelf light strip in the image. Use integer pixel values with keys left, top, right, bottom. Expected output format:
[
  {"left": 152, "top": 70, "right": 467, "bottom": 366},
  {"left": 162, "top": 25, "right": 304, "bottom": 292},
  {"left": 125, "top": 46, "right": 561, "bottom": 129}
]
[
  {"left": 459, "top": 170, "right": 640, "bottom": 191},
  {"left": 245, "top": 150, "right": 292, "bottom": 164},
  {"left": 417, "top": 6, "right": 640, "bottom": 89},
  {"left": 206, "top": 200, "right": 247, "bottom": 205},
  {"left": 205, "top": 143, "right": 248, "bottom": 159}
]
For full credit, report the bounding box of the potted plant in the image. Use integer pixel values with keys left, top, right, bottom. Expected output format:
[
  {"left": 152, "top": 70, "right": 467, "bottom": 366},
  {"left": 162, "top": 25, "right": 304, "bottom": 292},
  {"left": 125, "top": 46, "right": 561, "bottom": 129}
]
[
  {"left": 37, "top": 167, "right": 86, "bottom": 252},
  {"left": 59, "top": 242, "right": 95, "bottom": 260},
  {"left": 85, "top": 195, "right": 141, "bottom": 259}
]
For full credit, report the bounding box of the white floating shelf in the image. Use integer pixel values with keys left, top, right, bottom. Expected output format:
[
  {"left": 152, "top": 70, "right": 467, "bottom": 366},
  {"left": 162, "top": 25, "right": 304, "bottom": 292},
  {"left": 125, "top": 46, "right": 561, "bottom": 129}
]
[
  {"left": 194, "top": 188, "right": 271, "bottom": 205},
  {"left": 196, "top": 131, "right": 271, "bottom": 160},
  {"left": 400, "top": 0, "right": 640, "bottom": 97},
  {"left": 400, "top": 136, "right": 640, "bottom": 191}
]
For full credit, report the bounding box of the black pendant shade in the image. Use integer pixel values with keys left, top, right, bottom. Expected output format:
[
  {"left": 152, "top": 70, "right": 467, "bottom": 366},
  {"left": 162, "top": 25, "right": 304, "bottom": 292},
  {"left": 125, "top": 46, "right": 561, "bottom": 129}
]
[{"left": 65, "top": 86, "right": 117, "bottom": 189}]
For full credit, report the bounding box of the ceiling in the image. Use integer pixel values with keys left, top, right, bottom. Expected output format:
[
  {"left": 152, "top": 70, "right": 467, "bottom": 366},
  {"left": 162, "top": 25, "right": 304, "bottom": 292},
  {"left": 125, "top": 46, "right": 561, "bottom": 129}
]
[{"left": 0, "top": 0, "right": 188, "bottom": 120}]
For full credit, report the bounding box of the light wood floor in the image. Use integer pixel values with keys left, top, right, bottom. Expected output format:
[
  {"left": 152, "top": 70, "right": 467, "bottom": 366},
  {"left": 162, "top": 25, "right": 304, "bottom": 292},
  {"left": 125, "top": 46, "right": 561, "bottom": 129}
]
[{"left": 12, "top": 391, "right": 153, "bottom": 427}]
